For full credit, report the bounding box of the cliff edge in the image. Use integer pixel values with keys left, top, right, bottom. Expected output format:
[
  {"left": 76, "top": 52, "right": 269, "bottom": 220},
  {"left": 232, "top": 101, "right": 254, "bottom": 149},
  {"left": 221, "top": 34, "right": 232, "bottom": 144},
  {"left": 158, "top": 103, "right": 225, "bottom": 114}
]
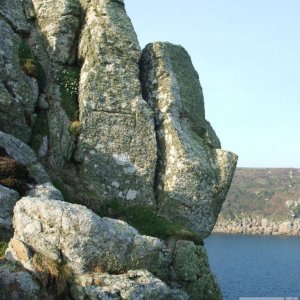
[{"left": 0, "top": 0, "right": 237, "bottom": 299}]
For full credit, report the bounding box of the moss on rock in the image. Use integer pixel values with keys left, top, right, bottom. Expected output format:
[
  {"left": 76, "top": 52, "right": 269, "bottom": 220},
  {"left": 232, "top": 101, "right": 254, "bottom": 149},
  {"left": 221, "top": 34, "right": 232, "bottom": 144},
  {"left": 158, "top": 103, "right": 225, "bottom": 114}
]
[
  {"left": 18, "top": 41, "right": 46, "bottom": 91},
  {"left": 56, "top": 67, "right": 80, "bottom": 121}
]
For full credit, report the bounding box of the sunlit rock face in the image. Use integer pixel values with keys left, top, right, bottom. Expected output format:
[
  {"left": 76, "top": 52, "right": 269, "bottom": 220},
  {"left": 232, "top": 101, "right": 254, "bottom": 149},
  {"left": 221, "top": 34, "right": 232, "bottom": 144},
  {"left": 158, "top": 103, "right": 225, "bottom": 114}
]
[
  {"left": 73, "top": 0, "right": 157, "bottom": 206},
  {"left": 140, "top": 42, "right": 238, "bottom": 238}
]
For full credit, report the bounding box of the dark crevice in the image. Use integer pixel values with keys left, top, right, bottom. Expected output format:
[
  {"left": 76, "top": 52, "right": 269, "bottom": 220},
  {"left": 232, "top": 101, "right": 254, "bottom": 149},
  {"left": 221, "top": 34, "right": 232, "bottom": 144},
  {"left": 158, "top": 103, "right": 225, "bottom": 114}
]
[{"left": 139, "top": 54, "right": 161, "bottom": 211}]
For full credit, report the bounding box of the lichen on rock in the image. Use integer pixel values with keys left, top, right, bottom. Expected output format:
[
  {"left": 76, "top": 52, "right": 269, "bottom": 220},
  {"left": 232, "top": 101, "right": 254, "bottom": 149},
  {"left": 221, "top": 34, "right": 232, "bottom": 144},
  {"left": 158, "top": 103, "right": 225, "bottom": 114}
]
[{"left": 140, "top": 42, "right": 238, "bottom": 238}]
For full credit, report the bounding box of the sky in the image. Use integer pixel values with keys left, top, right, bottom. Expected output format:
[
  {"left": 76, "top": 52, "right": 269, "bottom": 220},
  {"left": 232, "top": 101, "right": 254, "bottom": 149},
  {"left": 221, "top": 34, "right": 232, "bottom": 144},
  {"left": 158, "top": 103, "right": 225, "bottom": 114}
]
[{"left": 125, "top": 0, "right": 300, "bottom": 168}]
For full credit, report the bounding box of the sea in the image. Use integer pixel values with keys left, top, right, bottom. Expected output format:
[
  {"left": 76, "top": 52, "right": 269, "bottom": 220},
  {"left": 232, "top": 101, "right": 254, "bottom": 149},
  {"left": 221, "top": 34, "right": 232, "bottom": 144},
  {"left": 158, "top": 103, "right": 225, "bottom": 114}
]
[{"left": 205, "top": 233, "right": 300, "bottom": 300}]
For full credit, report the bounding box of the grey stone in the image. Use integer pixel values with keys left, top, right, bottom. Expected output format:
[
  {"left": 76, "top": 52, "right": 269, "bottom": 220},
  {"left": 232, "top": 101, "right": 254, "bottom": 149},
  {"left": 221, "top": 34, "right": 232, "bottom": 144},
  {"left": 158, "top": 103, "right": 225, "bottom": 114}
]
[
  {"left": 0, "top": 0, "right": 30, "bottom": 34},
  {"left": 36, "top": 93, "right": 49, "bottom": 110},
  {"left": 0, "top": 18, "right": 38, "bottom": 143},
  {"left": 0, "top": 185, "right": 20, "bottom": 234},
  {"left": 7, "top": 197, "right": 222, "bottom": 299},
  {"left": 0, "top": 131, "right": 50, "bottom": 183},
  {"left": 0, "top": 267, "right": 40, "bottom": 300},
  {"left": 71, "top": 270, "right": 183, "bottom": 300},
  {"left": 8, "top": 197, "right": 163, "bottom": 274},
  {"left": 31, "top": 0, "right": 81, "bottom": 64},
  {"left": 27, "top": 182, "right": 64, "bottom": 201},
  {"left": 140, "top": 42, "right": 238, "bottom": 238},
  {"left": 74, "top": 0, "right": 157, "bottom": 207}
]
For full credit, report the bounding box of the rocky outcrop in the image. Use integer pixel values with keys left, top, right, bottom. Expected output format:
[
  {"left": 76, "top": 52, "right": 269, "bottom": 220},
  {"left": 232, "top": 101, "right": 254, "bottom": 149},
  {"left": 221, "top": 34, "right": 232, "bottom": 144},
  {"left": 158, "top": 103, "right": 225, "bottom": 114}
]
[
  {"left": 0, "top": 185, "right": 20, "bottom": 238},
  {"left": 6, "top": 197, "right": 222, "bottom": 299},
  {"left": 0, "top": 0, "right": 238, "bottom": 298},
  {"left": 214, "top": 217, "right": 300, "bottom": 236},
  {"left": 0, "top": 262, "right": 41, "bottom": 300},
  {"left": 74, "top": 0, "right": 157, "bottom": 206},
  {"left": 140, "top": 42, "right": 238, "bottom": 238},
  {"left": 0, "top": 131, "right": 49, "bottom": 184}
]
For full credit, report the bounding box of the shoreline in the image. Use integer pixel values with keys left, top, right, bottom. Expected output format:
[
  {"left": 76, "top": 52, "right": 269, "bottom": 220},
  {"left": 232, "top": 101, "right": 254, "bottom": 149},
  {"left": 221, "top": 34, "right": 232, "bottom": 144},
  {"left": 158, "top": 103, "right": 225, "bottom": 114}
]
[{"left": 212, "top": 217, "right": 300, "bottom": 236}]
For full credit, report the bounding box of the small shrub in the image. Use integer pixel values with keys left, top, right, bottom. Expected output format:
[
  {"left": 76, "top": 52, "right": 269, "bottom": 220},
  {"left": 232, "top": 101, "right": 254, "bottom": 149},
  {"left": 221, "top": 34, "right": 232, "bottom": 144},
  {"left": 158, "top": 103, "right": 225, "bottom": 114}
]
[
  {"left": 56, "top": 67, "right": 80, "bottom": 121},
  {"left": 68, "top": 120, "right": 81, "bottom": 136},
  {"left": 21, "top": 59, "right": 38, "bottom": 77},
  {"left": 0, "top": 177, "right": 28, "bottom": 196},
  {"left": 32, "top": 253, "right": 72, "bottom": 299},
  {"left": 0, "top": 157, "right": 29, "bottom": 180}
]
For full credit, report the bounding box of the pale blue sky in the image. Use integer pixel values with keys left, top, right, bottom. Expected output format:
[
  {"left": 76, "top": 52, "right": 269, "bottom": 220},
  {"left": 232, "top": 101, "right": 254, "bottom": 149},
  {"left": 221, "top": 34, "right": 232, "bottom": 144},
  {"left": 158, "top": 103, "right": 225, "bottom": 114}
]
[{"left": 125, "top": 0, "right": 300, "bottom": 168}]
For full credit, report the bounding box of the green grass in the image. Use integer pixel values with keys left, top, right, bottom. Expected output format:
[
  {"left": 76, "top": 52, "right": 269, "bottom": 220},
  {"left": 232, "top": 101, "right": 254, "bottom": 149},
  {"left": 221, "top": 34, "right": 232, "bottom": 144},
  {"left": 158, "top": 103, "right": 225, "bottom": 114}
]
[
  {"left": 0, "top": 241, "right": 8, "bottom": 258},
  {"left": 18, "top": 41, "right": 46, "bottom": 90},
  {"left": 100, "top": 201, "right": 203, "bottom": 245},
  {"left": 56, "top": 67, "right": 80, "bottom": 121}
]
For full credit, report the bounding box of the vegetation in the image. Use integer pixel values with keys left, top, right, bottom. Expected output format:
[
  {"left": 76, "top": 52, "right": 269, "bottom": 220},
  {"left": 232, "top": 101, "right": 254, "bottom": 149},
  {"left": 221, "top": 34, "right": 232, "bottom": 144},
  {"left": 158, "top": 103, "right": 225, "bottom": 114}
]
[
  {"left": 100, "top": 201, "right": 203, "bottom": 245},
  {"left": 220, "top": 168, "right": 300, "bottom": 221},
  {"left": 56, "top": 67, "right": 80, "bottom": 121},
  {"left": 32, "top": 253, "right": 72, "bottom": 300},
  {"left": 68, "top": 120, "right": 81, "bottom": 136},
  {"left": 0, "top": 240, "right": 8, "bottom": 258},
  {"left": 0, "top": 156, "right": 29, "bottom": 195},
  {"left": 18, "top": 40, "right": 46, "bottom": 90}
]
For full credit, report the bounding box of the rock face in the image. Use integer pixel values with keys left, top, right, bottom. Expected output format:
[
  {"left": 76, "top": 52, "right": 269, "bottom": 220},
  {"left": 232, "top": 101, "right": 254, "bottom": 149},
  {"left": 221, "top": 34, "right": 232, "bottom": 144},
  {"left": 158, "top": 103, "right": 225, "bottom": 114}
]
[
  {"left": 0, "top": 185, "right": 20, "bottom": 238},
  {"left": 0, "top": 131, "right": 49, "bottom": 184},
  {"left": 6, "top": 198, "right": 222, "bottom": 299},
  {"left": 0, "top": 0, "right": 238, "bottom": 298},
  {"left": 74, "top": 0, "right": 157, "bottom": 206},
  {"left": 140, "top": 42, "right": 237, "bottom": 238}
]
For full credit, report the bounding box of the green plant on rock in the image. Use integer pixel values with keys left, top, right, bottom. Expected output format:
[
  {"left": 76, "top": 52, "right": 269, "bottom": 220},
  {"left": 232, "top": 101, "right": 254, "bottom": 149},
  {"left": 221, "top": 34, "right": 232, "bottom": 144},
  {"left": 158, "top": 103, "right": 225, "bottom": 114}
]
[
  {"left": 56, "top": 67, "right": 80, "bottom": 121},
  {"left": 0, "top": 241, "right": 8, "bottom": 258},
  {"left": 101, "top": 201, "right": 203, "bottom": 245},
  {"left": 18, "top": 41, "right": 46, "bottom": 90},
  {"left": 68, "top": 120, "right": 81, "bottom": 136}
]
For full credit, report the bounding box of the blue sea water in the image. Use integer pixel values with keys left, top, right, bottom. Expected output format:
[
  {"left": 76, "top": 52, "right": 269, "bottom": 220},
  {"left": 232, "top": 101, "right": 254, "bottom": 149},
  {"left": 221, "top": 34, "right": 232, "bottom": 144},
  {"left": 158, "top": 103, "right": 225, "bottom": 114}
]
[{"left": 205, "top": 233, "right": 300, "bottom": 300}]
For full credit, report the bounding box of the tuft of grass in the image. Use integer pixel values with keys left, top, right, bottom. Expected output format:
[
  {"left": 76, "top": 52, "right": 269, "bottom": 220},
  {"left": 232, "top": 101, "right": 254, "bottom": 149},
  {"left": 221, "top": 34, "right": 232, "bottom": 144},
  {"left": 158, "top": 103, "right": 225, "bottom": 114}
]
[
  {"left": 0, "top": 178, "right": 28, "bottom": 196},
  {"left": 56, "top": 67, "right": 80, "bottom": 121},
  {"left": 32, "top": 253, "right": 72, "bottom": 299},
  {"left": 18, "top": 41, "right": 46, "bottom": 90},
  {"left": 0, "top": 241, "right": 8, "bottom": 258},
  {"left": 101, "top": 201, "right": 203, "bottom": 245},
  {"left": 0, "top": 157, "right": 28, "bottom": 180},
  {"left": 68, "top": 120, "right": 81, "bottom": 136},
  {"left": 0, "top": 156, "right": 29, "bottom": 195}
]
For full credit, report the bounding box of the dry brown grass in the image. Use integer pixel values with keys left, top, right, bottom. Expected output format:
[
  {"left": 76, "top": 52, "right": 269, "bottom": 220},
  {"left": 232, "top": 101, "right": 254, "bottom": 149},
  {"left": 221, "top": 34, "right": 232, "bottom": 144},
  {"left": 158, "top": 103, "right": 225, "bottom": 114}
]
[{"left": 32, "top": 253, "right": 73, "bottom": 299}]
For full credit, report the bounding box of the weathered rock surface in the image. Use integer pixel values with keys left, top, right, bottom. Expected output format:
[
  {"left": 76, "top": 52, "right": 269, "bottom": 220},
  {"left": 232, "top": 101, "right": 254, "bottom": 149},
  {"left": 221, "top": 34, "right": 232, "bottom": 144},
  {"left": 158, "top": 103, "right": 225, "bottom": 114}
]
[
  {"left": 0, "top": 131, "right": 49, "bottom": 183},
  {"left": 0, "top": 1, "right": 238, "bottom": 298},
  {"left": 72, "top": 0, "right": 157, "bottom": 207},
  {"left": 0, "top": 185, "right": 20, "bottom": 237},
  {"left": 0, "top": 17, "right": 38, "bottom": 143},
  {"left": 6, "top": 197, "right": 222, "bottom": 299},
  {"left": 140, "top": 42, "right": 238, "bottom": 238},
  {"left": 71, "top": 269, "right": 187, "bottom": 300},
  {"left": 8, "top": 197, "right": 163, "bottom": 274},
  {"left": 0, "top": 264, "right": 41, "bottom": 300},
  {"left": 27, "top": 182, "right": 64, "bottom": 201}
]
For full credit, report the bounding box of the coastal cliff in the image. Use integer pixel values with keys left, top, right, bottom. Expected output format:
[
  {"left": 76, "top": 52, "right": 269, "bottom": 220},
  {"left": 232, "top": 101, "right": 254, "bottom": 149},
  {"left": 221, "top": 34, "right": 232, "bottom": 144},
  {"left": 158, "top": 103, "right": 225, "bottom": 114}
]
[
  {"left": 0, "top": 0, "right": 237, "bottom": 299},
  {"left": 213, "top": 168, "right": 300, "bottom": 236}
]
